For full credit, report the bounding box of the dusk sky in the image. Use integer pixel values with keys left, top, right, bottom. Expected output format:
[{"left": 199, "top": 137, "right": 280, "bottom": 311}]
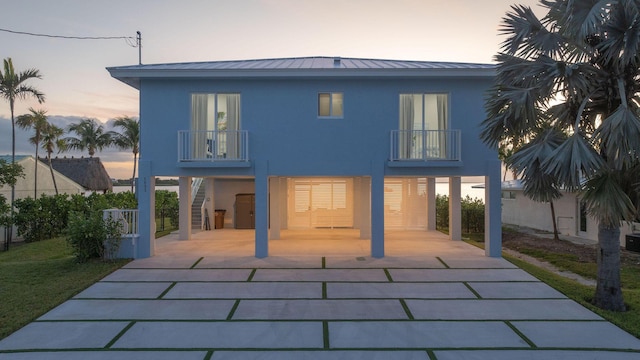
[{"left": 1, "top": 0, "right": 541, "bottom": 178}]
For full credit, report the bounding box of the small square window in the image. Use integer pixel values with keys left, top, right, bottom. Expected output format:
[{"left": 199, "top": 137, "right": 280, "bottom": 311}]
[{"left": 318, "top": 92, "right": 343, "bottom": 117}]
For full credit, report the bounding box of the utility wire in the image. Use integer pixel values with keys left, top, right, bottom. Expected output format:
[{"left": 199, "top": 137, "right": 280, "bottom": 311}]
[{"left": 0, "top": 27, "right": 136, "bottom": 44}]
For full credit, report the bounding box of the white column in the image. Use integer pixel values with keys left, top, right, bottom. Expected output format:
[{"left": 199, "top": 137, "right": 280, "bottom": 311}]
[
  {"left": 485, "top": 160, "right": 503, "bottom": 257},
  {"left": 179, "top": 176, "right": 192, "bottom": 241},
  {"left": 205, "top": 178, "right": 215, "bottom": 230},
  {"left": 353, "top": 177, "right": 361, "bottom": 230},
  {"left": 270, "top": 177, "right": 280, "bottom": 239},
  {"left": 449, "top": 176, "right": 462, "bottom": 241},
  {"left": 359, "top": 177, "right": 371, "bottom": 239},
  {"left": 426, "top": 177, "right": 436, "bottom": 230},
  {"left": 279, "top": 178, "right": 288, "bottom": 230}
]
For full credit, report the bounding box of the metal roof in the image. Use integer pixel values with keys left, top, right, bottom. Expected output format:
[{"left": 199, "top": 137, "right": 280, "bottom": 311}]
[{"left": 108, "top": 56, "right": 495, "bottom": 89}]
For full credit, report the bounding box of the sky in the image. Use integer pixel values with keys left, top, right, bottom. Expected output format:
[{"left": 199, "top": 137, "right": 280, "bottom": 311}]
[{"left": 0, "top": 0, "right": 542, "bottom": 179}]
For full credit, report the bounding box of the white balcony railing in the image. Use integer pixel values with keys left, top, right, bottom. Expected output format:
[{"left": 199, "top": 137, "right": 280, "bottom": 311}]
[
  {"left": 103, "top": 209, "right": 139, "bottom": 237},
  {"left": 178, "top": 130, "right": 249, "bottom": 162},
  {"left": 390, "top": 129, "right": 461, "bottom": 161}
]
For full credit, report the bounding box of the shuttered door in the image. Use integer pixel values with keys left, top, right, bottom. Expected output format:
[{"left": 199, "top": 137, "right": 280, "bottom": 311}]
[
  {"left": 287, "top": 178, "right": 354, "bottom": 229},
  {"left": 384, "top": 178, "right": 428, "bottom": 229}
]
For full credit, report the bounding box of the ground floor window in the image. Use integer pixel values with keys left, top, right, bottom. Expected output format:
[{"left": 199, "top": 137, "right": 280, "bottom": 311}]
[{"left": 287, "top": 178, "right": 354, "bottom": 229}]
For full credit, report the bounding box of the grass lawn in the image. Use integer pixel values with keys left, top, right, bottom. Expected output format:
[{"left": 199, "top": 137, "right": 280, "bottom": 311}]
[
  {"left": 465, "top": 234, "right": 640, "bottom": 339},
  {"left": 0, "top": 238, "right": 129, "bottom": 340}
]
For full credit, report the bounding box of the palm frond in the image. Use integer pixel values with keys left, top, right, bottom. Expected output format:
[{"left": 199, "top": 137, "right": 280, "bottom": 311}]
[
  {"left": 582, "top": 170, "right": 636, "bottom": 227},
  {"left": 542, "top": 131, "right": 605, "bottom": 190},
  {"left": 598, "top": 0, "right": 640, "bottom": 67},
  {"left": 593, "top": 104, "right": 640, "bottom": 169}
]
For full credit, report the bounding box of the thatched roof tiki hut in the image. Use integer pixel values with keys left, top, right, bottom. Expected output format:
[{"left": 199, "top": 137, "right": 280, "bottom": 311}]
[{"left": 46, "top": 157, "right": 113, "bottom": 193}]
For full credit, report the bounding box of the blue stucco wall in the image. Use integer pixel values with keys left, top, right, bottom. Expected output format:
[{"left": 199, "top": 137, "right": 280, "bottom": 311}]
[{"left": 138, "top": 76, "right": 496, "bottom": 177}]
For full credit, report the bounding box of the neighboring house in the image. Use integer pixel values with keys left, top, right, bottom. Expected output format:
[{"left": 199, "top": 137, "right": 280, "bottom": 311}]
[
  {"left": 47, "top": 157, "right": 113, "bottom": 194},
  {"left": 501, "top": 179, "right": 639, "bottom": 246},
  {"left": 0, "top": 155, "right": 85, "bottom": 200},
  {"left": 108, "top": 56, "right": 502, "bottom": 259},
  {"left": 0, "top": 155, "right": 85, "bottom": 241}
]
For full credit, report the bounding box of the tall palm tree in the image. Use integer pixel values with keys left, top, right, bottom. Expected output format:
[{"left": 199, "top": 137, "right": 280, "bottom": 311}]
[
  {"left": 109, "top": 116, "right": 139, "bottom": 193},
  {"left": 64, "top": 118, "right": 112, "bottom": 157},
  {"left": 0, "top": 58, "right": 45, "bottom": 249},
  {"left": 40, "top": 123, "right": 65, "bottom": 195},
  {"left": 16, "top": 108, "right": 49, "bottom": 198},
  {"left": 481, "top": 0, "right": 640, "bottom": 311}
]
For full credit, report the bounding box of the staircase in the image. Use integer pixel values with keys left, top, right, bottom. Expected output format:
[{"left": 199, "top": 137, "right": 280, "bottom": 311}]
[{"left": 191, "top": 180, "right": 206, "bottom": 229}]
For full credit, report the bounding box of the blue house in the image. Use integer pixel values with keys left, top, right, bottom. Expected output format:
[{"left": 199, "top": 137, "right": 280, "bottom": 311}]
[{"left": 107, "top": 56, "right": 501, "bottom": 259}]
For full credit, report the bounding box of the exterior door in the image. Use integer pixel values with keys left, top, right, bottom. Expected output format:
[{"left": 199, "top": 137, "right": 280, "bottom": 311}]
[{"left": 235, "top": 193, "right": 255, "bottom": 229}]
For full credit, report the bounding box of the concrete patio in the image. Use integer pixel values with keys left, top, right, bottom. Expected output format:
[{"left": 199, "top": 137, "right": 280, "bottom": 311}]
[{"left": 1, "top": 230, "right": 639, "bottom": 359}]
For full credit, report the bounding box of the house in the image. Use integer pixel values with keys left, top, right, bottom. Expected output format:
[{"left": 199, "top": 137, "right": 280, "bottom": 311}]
[
  {"left": 47, "top": 157, "right": 113, "bottom": 193},
  {"left": 0, "top": 155, "right": 85, "bottom": 242},
  {"left": 501, "top": 179, "right": 639, "bottom": 246},
  {"left": 0, "top": 155, "right": 85, "bottom": 200},
  {"left": 107, "top": 56, "right": 502, "bottom": 259}
]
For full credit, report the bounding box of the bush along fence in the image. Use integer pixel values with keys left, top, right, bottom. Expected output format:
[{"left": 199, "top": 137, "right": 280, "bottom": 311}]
[
  {"left": 435, "top": 194, "right": 485, "bottom": 234},
  {"left": 1, "top": 190, "right": 179, "bottom": 261}
]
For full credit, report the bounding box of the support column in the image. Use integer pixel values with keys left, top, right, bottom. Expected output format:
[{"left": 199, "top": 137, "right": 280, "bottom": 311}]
[
  {"left": 449, "top": 176, "right": 462, "bottom": 241},
  {"left": 426, "top": 177, "right": 436, "bottom": 231},
  {"left": 255, "top": 162, "right": 269, "bottom": 258},
  {"left": 279, "top": 178, "right": 288, "bottom": 230},
  {"left": 179, "top": 176, "right": 192, "bottom": 241},
  {"left": 270, "top": 177, "right": 280, "bottom": 240},
  {"left": 137, "top": 161, "right": 154, "bottom": 258},
  {"left": 485, "top": 160, "right": 503, "bottom": 257},
  {"left": 353, "top": 177, "right": 361, "bottom": 230},
  {"left": 371, "top": 164, "right": 385, "bottom": 258},
  {"left": 359, "top": 177, "right": 371, "bottom": 239},
  {"left": 204, "top": 178, "right": 214, "bottom": 230}
]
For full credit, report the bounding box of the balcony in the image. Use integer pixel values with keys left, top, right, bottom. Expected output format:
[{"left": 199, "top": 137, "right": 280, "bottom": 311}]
[
  {"left": 178, "top": 130, "right": 250, "bottom": 166},
  {"left": 389, "top": 130, "right": 461, "bottom": 166}
]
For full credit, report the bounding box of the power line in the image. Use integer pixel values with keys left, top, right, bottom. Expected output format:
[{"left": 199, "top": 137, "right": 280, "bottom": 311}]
[
  {"left": 1, "top": 27, "right": 142, "bottom": 64},
  {"left": 0, "top": 27, "right": 135, "bottom": 41}
]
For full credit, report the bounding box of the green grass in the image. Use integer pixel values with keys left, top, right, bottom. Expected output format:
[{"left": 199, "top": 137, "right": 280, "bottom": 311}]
[
  {"left": 155, "top": 216, "right": 177, "bottom": 238},
  {"left": 0, "top": 238, "right": 129, "bottom": 340}
]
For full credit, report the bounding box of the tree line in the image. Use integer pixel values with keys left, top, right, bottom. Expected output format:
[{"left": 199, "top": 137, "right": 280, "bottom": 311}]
[{"left": 1, "top": 57, "right": 139, "bottom": 250}]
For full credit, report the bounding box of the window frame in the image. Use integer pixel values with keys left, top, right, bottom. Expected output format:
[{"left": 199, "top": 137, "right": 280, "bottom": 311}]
[{"left": 317, "top": 92, "right": 344, "bottom": 119}]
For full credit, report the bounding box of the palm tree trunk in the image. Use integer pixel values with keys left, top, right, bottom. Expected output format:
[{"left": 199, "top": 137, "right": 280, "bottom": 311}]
[
  {"left": 48, "top": 152, "right": 58, "bottom": 195},
  {"left": 593, "top": 223, "right": 626, "bottom": 311},
  {"left": 550, "top": 200, "right": 559, "bottom": 240},
  {"left": 7, "top": 102, "right": 15, "bottom": 250},
  {"left": 34, "top": 146, "right": 38, "bottom": 199}
]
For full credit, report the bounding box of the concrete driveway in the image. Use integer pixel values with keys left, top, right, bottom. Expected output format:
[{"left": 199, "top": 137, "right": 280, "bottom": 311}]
[{"left": 1, "top": 231, "right": 639, "bottom": 359}]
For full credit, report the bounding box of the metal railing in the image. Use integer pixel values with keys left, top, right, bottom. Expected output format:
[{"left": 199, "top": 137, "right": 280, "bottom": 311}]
[
  {"left": 103, "top": 209, "right": 139, "bottom": 236},
  {"left": 390, "top": 129, "right": 461, "bottom": 161},
  {"left": 178, "top": 130, "right": 249, "bottom": 162}
]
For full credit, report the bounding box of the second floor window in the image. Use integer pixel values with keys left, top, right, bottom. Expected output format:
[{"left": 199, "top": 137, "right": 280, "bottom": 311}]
[
  {"left": 191, "top": 93, "right": 241, "bottom": 159},
  {"left": 318, "top": 92, "right": 343, "bottom": 117}
]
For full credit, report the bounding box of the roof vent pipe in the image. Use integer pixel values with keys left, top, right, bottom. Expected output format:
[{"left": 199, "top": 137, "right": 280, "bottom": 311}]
[{"left": 333, "top": 57, "right": 341, "bottom": 67}]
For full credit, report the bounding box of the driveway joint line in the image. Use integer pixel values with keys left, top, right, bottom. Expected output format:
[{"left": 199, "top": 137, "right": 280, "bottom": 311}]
[
  {"left": 462, "top": 282, "right": 482, "bottom": 299},
  {"left": 157, "top": 282, "right": 177, "bottom": 299},
  {"left": 226, "top": 299, "right": 241, "bottom": 320},
  {"left": 103, "top": 321, "right": 135, "bottom": 349},
  {"left": 504, "top": 320, "right": 537, "bottom": 348},
  {"left": 190, "top": 257, "right": 204, "bottom": 269}
]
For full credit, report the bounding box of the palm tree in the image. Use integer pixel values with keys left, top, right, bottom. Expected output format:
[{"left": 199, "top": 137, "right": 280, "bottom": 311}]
[
  {"left": 64, "top": 118, "right": 112, "bottom": 157},
  {"left": 481, "top": 0, "right": 640, "bottom": 311},
  {"left": 0, "top": 58, "right": 45, "bottom": 249},
  {"left": 40, "top": 123, "right": 66, "bottom": 195},
  {"left": 16, "top": 108, "right": 49, "bottom": 198},
  {"left": 109, "top": 116, "right": 139, "bottom": 193}
]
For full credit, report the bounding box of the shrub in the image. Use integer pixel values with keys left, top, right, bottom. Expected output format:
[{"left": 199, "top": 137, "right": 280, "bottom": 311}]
[
  {"left": 66, "top": 211, "right": 124, "bottom": 262},
  {"left": 436, "top": 194, "right": 485, "bottom": 234}
]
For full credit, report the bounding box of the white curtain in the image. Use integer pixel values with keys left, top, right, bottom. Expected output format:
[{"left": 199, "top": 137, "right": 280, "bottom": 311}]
[
  {"left": 225, "top": 94, "right": 240, "bottom": 159},
  {"left": 191, "top": 94, "right": 208, "bottom": 159},
  {"left": 437, "top": 94, "right": 448, "bottom": 159},
  {"left": 399, "top": 95, "right": 414, "bottom": 159}
]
